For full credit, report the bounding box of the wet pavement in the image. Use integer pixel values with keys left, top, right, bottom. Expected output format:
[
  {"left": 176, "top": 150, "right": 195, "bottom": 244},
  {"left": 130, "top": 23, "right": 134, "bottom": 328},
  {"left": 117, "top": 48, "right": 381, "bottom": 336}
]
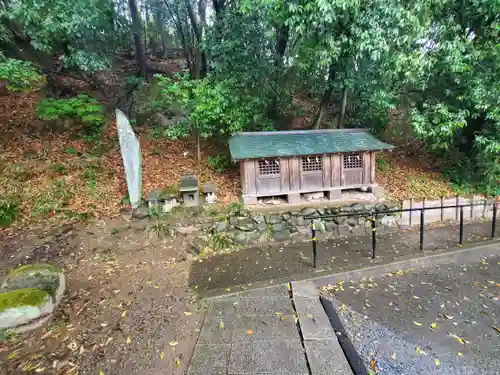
[
  {"left": 323, "top": 249, "right": 500, "bottom": 375},
  {"left": 190, "top": 221, "right": 498, "bottom": 295}
]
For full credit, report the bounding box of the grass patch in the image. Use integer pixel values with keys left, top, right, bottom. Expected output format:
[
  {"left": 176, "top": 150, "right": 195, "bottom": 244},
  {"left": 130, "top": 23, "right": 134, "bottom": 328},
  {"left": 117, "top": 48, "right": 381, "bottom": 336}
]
[
  {"left": 145, "top": 220, "right": 173, "bottom": 240},
  {"left": 50, "top": 163, "right": 68, "bottom": 175},
  {"left": 0, "top": 195, "right": 20, "bottom": 227}
]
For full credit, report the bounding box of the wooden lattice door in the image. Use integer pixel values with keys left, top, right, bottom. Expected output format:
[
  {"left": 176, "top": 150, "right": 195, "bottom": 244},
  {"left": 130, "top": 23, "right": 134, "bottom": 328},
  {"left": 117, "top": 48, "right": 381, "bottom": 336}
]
[{"left": 343, "top": 153, "right": 363, "bottom": 185}]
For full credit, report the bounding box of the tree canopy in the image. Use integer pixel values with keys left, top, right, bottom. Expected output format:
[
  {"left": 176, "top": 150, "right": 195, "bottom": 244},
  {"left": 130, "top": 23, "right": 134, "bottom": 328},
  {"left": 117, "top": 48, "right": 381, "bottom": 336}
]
[{"left": 0, "top": 0, "right": 498, "bottom": 194}]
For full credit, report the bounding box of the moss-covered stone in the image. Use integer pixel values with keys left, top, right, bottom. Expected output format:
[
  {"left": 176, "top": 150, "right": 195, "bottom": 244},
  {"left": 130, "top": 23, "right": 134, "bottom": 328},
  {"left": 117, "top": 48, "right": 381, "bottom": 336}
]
[
  {"left": 0, "top": 288, "right": 50, "bottom": 312},
  {"left": 2, "top": 263, "right": 63, "bottom": 298}
]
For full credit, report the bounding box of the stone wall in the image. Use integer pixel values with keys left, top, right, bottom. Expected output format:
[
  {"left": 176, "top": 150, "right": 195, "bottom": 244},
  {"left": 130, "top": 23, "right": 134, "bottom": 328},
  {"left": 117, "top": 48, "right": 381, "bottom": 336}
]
[
  {"left": 191, "top": 202, "right": 401, "bottom": 254},
  {"left": 401, "top": 196, "right": 499, "bottom": 226}
]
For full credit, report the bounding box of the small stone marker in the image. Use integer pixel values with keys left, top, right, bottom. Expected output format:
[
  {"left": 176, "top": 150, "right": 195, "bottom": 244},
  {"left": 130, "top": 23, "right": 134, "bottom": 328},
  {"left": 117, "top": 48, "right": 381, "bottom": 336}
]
[
  {"left": 179, "top": 175, "right": 200, "bottom": 207},
  {"left": 202, "top": 183, "right": 217, "bottom": 204}
]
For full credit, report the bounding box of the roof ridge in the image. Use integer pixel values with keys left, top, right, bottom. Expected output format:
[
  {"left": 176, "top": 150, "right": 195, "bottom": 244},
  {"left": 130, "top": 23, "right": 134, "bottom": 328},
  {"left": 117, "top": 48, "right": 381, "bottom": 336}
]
[{"left": 235, "top": 129, "right": 369, "bottom": 136}]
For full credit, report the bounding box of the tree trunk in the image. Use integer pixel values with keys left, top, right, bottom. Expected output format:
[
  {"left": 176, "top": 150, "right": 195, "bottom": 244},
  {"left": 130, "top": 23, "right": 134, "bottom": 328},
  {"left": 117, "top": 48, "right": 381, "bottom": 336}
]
[
  {"left": 337, "top": 86, "right": 347, "bottom": 129},
  {"left": 128, "top": 0, "right": 147, "bottom": 77},
  {"left": 267, "top": 24, "right": 289, "bottom": 119},
  {"left": 196, "top": 130, "right": 201, "bottom": 162},
  {"left": 313, "top": 65, "right": 336, "bottom": 129}
]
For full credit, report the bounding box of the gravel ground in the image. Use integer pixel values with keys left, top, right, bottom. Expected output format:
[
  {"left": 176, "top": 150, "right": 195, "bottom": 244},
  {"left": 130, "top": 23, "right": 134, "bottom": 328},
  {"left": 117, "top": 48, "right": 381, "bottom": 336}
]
[{"left": 321, "top": 251, "right": 500, "bottom": 375}]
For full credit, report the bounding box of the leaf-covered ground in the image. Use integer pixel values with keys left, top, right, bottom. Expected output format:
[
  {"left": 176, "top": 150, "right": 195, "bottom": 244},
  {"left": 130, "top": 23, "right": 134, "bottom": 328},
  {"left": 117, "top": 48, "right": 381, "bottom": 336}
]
[{"left": 0, "top": 216, "right": 204, "bottom": 375}]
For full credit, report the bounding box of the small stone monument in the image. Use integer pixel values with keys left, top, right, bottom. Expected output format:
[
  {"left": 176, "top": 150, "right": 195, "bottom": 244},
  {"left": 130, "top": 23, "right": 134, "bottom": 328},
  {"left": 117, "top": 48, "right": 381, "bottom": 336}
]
[
  {"left": 202, "top": 183, "right": 217, "bottom": 204},
  {"left": 161, "top": 186, "right": 180, "bottom": 212},
  {"left": 146, "top": 189, "right": 161, "bottom": 212},
  {"left": 179, "top": 175, "right": 200, "bottom": 207}
]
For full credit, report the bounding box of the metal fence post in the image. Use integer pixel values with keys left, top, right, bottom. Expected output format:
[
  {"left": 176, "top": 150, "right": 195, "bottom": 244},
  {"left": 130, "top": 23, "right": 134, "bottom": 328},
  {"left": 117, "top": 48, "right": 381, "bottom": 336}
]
[
  {"left": 371, "top": 213, "right": 376, "bottom": 259},
  {"left": 492, "top": 202, "right": 497, "bottom": 239},
  {"left": 459, "top": 206, "right": 464, "bottom": 245},
  {"left": 311, "top": 220, "right": 317, "bottom": 268},
  {"left": 419, "top": 210, "right": 424, "bottom": 251}
]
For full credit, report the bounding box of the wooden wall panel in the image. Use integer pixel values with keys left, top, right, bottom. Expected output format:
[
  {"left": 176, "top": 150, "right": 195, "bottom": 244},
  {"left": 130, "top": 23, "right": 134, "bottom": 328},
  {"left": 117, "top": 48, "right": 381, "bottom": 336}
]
[
  {"left": 322, "top": 155, "right": 331, "bottom": 188},
  {"left": 240, "top": 162, "right": 247, "bottom": 194},
  {"left": 331, "top": 154, "right": 341, "bottom": 187},
  {"left": 363, "top": 152, "right": 371, "bottom": 184},
  {"left": 244, "top": 160, "right": 257, "bottom": 195},
  {"left": 371, "top": 152, "right": 376, "bottom": 184},
  {"left": 288, "top": 157, "right": 300, "bottom": 191},
  {"left": 280, "top": 158, "right": 290, "bottom": 192}
]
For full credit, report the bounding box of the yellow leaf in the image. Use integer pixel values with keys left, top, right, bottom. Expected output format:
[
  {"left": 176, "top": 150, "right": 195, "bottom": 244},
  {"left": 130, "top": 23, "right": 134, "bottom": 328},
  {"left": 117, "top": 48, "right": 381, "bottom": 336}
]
[
  {"left": 247, "top": 329, "right": 254, "bottom": 335},
  {"left": 305, "top": 313, "right": 313, "bottom": 318},
  {"left": 275, "top": 312, "right": 282, "bottom": 317},
  {"left": 183, "top": 312, "right": 193, "bottom": 316},
  {"left": 168, "top": 341, "right": 179, "bottom": 347},
  {"left": 430, "top": 322, "right": 437, "bottom": 329},
  {"left": 126, "top": 336, "right": 132, "bottom": 345},
  {"left": 434, "top": 359, "right": 440, "bottom": 366},
  {"left": 415, "top": 346, "right": 427, "bottom": 356},
  {"left": 391, "top": 352, "right": 397, "bottom": 360},
  {"left": 413, "top": 321, "right": 423, "bottom": 327},
  {"left": 287, "top": 283, "right": 291, "bottom": 291},
  {"left": 121, "top": 310, "right": 127, "bottom": 318},
  {"left": 449, "top": 333, "right": 465, "bottom": 344},
  {"left": 225, "top": 288, "right": 231, "bottom": 292},
  {"left": 219, "top": 321, "right": 225, "bottom": 329},
  {"left": 457, "top": 352, "right": 463, "bottom": 357},
  {"left": 492, "top": 326, "right": 500, "bottom": 334},
  {"left": 174, "top": 357, "right": 181, "bottom": 368},
  {"left": 160, "top": 352, "right": 164, "bottom": 360},
  {"left": 99, "top": 371, "right": 105, "bottom": 375}
]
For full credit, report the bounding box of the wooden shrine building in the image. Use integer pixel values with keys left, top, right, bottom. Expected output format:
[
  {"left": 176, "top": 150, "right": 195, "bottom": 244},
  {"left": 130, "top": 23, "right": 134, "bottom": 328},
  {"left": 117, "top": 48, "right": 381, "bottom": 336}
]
[{"left": 229, "top": 129, "right": 393, "bottom": 204}]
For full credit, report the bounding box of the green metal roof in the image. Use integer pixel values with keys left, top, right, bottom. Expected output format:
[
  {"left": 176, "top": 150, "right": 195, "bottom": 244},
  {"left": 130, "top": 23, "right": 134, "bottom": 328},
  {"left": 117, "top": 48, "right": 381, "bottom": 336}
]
[{"left": 229, "top": 130, "right": 394, "bottom": 160}]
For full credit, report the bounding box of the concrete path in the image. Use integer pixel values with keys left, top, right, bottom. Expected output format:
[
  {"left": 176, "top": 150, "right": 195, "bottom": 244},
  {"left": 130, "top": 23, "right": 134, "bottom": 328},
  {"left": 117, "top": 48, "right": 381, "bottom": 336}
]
[
  {"left": 319, "top": 243, "right": 500, "bottom": 375},
  {"left": 187, "top": 283, "right": 352, "bottom": 375}
]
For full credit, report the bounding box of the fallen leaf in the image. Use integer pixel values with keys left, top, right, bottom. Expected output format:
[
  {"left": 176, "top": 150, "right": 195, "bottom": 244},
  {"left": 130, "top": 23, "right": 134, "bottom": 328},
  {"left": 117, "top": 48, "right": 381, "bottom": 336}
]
[
  {"left": 457, "top": 352, "right": 463, "bottom": 357},
  {"left": 121, "top": 310, "right": 127, "bottom": 318},
  {"left": 412, "top": 295, "right": 421, "bottom": 300},
  {"left": 430, "top": 322, "right": 437, "bottom": 329},
  {"left": 413, "top": 321, "right": 423, "bottom": 327},
  {"left": 370, "top": 358, "right": 377, "bottom": 370},
  {"left": 175, "top": 357, "right": 181, "bottom": 368},
  {"left": 168, "top": 341, "right": 179, "bottom": 347},
  {"left": 99, "top": 371, "right": 104, "bottom": 375},
  {"left": 415, "top": 346, "right": 427, "bottom": 356},
  {"left": 160, "top": 352, "right": 164, "bottom": 360},
  {"left": 434, "top": 359, "right": 440, "bottom": 366},
  {"left": 275, "top": 312, "right": 282, "bottom": 317},
  {"left": 247, "top": 330, "right": 254, "bottom": 335},
  {"left": 449, "top": 333, "right": 465, "bottom": 345},
  {"left": 126, "top": 336, "right": 132, "bottom": 345},
  {"left": 183, "top": 312, "right": 193, "bottom": 316},
  {"left": 391, "top": 352, "right": 396, "bottom": 360},
  {"left": 287, "top": 283, "right": 291, "bottom": 291},
  {"left": 305, "top": 313, "right": 313, "bottom": 318},
  {"left": 493, "top": 326, "right": 500, "bottom": 334},
  {"left": 219, "top": 321, "right": 225, "bottom": 329}
]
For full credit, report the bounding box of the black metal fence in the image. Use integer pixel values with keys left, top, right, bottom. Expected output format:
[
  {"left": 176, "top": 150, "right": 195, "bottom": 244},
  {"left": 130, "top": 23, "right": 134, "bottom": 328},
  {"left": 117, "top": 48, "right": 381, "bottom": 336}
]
[{"left": 305, "top": 201, "right": 499, "bottom": 269}]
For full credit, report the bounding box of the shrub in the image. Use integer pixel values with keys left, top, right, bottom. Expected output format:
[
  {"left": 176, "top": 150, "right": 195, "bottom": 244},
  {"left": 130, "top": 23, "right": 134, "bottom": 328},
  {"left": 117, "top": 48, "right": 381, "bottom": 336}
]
[
  {"left": 207, "top": 153, "right": 229, "bottom": 173},
  {"left": 36, "top": 94, "right": 106, "bottom": 138},
  {"left": 0, "top": 58, "right": 45, "bottom": 92},
  {"left": 0, "top": 196, "right": 20, "bottom": 227}
]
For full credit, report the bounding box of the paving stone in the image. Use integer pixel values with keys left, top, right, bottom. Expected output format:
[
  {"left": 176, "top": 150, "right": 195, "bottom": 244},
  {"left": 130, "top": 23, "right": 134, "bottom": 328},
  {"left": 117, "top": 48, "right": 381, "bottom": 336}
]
[
  {"left": 187, "top": 344, "right": 231, "bottom": 375},
  {"left": 237, "top": 297, "right": 294, "bottom": 316},
  {"left": 231, "top": 314, "right": 300, "bottom": 341},
  {"left": 304, "top": 339, "right": 353, "bottom": 375},
  {"left": 239, "top": 285, "right": 289, "bottom": 299},
  {"left": 230, "top": 372, "right": 308, "bottom": 375},
  {"left": 207, "top": 297, "right": 239, "bottom": 318},
  {"left": 291, "top": 281, "right": 317, "bottom": 298},
  {"left": 229, "top": 338, "right": 308, "bottom": 374},
  {"left": 198, "top": 329, "right": 233, "bottom": 344},
  {"left": 293, "top": 297, "right": 334, "bottom": 340}
]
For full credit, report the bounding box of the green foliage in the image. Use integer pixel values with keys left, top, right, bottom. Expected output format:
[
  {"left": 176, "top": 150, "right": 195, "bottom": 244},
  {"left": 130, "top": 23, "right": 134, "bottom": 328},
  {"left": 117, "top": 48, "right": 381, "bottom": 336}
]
[
  {"left": 145, "top": 220, "right": 173, "bottom": 240},
  {"left": 50, "top": 163, "right": 68, "bottom": 175},
  {"left": 207, "top": 230, "right": 235, "bottom": 250},
  {"left": 228, "top": 202, "right": 243, "bottom": 215},
  {"left": 376, "top": 155, "right": 390, "bottom": 172},
  {"left": 0, "top": 58, "right": 45, "bottom": 91},
  {"left": 36, "top": 94, "right": 106, "bottom": 138},
  {"left": 1, "top": 0, "right": 114, "bottom": 72},
  {"left": 207, "top": 153, "right": 229, "bottom": 173},
  {"left": 0, "top": 195, "right": 20, "bottom": 227}
]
